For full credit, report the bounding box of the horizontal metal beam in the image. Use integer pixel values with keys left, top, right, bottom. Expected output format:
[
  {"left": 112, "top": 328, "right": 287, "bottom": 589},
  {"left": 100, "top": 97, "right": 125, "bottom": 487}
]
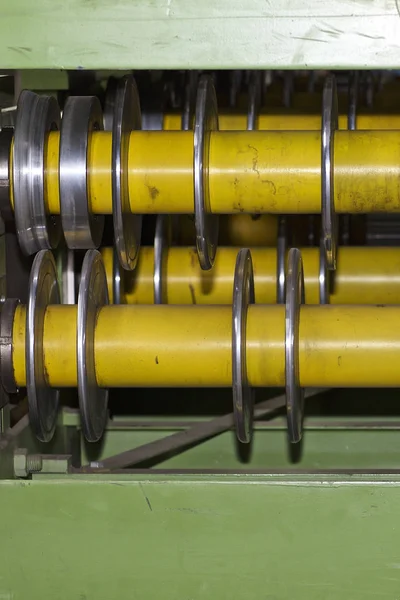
[
  {"left": 2, "top": 474, "right": 400, "bottom": 598},
  {"left": 1, "top": 1, "right": 400, "bottom": 69}
]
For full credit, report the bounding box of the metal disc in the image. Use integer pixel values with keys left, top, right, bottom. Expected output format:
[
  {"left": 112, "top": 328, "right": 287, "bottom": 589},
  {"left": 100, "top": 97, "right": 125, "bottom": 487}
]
[
  {"left": 112, "top": 246, "right": 121, "bottom": 305},
  {"left": 13, "top": 91, "right": 39, "bottom": 255},
  {"left": 59, "top": 96, "right": 105, "bottom": 249},
  {"left": 0, "top": 129, "right": 14, "bottom": 222},
  {"left": 232, "top": 248, "right": 255, "bottom": 443},
  {"left": 32, "top": 96, "right": 62, "bottom": 250},
  {"left": 285, "top": 247, "right": 305, "bottom": 443},
  {"left": 194, "top": 75, "right": 219, "bottom": 270},
  {"left": 112, "top": 75, "right": 142, "bottom": 271},
  {"left": 229, "top": 71, "right": 242, "bottom": 108},
  {"left": 13, "top": 91, "right": 61, "bottom": 255},
  {"left": 56, "top": 244, "right": 76, "bottom": 305},
  {"left": 319, "top": 237, "right": 329, "bottom": 304},
  {"left": 26, "top": 250, "right": 60, "bottom": 442},
  {"left": 103, "top": 76, "right": 118, "bottom": 131},
  {"left": 247, "top": 71, "right": 261, "bottom": 131},
  {"left": 321, "top": 75, "right": 338, "bottom": 270},
  {"left": 348, "top": 71, "right": 359, "bottom": 131},
  {"left": 153, "top": 214, "right": 171, "bottom": 304},
  {"left": 182, "top": 71, "right": 198, "bottom": 131},
  {"left": 141, "top": 111, "right": 163, "bottom": 131},
  {"left": 77, "top": 249, "right": 109, "bottom": 442},
  {"left": 0, "top": 298, "right": 20, "bottom": 396},
  {"left": 276, "top": 216, "right": 287, "bottom": 304}
]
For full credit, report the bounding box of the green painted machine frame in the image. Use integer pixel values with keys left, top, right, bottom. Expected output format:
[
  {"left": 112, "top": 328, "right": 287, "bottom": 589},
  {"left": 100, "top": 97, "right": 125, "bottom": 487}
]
[
  {"left": 1, "top": 1, "right": 400, "bottom": 596},
  {"left": 2, "top": 407, "right": 400, "bottom": 598},
  {"left": 0, "top": 0, "right": 399, "bottom": 70},
  {"left": 3, "top": 472, "right": 400, "bottom": 599}
]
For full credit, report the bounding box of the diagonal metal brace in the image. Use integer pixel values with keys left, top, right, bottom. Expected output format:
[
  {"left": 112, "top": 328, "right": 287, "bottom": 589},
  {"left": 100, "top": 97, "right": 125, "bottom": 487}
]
[{"left": 83, "top": 388, "right": 327, "bottom": 471}]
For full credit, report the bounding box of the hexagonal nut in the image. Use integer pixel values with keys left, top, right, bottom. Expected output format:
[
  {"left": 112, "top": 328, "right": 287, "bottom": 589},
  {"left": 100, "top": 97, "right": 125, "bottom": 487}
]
[{"left": 13, "top": 448, "right": 28, "bottom": 478}]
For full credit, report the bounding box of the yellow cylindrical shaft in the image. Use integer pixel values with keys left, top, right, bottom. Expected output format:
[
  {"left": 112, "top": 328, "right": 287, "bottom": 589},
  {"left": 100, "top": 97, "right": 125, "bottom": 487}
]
[
  {"left": 12, "top": 304, "right": 400, "bottom": 389},
  {"left": 38, "top": 129, "right": 400, "bottom": 216},
  {"left": 163, "top": 112, "right": 400, "bottom": 131},
  {"left": 101, "top": 246, "right": 400, "bottom": 306}
]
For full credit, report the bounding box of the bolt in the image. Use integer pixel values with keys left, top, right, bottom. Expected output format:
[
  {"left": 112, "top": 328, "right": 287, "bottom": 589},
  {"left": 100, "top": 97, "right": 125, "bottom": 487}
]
[
  {"left": 14, "top": 448, "right": 28, "bottom": 477},
  {"left": 26, "top": 454, "right": 43, "bottom": 473},
  {"left": 14, "top": 449, "right": 43, "bottom": 478}
]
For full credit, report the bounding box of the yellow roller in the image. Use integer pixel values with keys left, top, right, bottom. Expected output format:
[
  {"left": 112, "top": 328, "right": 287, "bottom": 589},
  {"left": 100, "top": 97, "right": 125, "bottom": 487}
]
[
  {"left": 101, "top": 246, "right": 400, "bottom": 306},
  {"left": 30, "top": 129, "right": 400, "bottom": 216},
  {"left": 12, "top": 304, "right": 400, "bottom": 389},
  {"left": 163, "top": 112, "right": 400, "bottom": 131}
]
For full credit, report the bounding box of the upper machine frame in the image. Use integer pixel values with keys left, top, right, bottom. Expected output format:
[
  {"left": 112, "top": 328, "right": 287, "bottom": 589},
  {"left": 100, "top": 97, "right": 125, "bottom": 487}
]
[{"left": 0, "top": 0, "right": 399, "bottom": 70}]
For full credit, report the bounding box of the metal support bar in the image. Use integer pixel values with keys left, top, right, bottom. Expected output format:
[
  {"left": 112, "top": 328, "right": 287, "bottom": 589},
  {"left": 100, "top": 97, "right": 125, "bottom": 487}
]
[{"left": 82, "top": 389, "right": 326, "bottom": 470}]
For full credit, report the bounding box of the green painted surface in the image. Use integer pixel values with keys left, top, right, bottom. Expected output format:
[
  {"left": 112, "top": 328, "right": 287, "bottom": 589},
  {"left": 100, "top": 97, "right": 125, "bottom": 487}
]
[
  {"left": 0, "top": 475, "right": 400, "bottom": 598},
  {"left": 0, "top": 1, "right": 399, "bottom": 69}
]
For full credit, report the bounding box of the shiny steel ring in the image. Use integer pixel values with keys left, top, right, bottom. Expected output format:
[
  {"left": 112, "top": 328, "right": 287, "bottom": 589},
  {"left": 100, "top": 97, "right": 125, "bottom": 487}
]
[
  {"left": 103, "top": 76, "right": 118, "bottom": 131},
  {"left": 154, "top": 214, "right": 171, "bottom": 304},
  {"left": 321, "top": 75, "right": 338, "bottom": 270},
  {"left": 247, "top": 71, "right": 261, "bottom": 131},
  {"left": 141, "top": 111, "right": 163, "bottom": 131},
  {"left": 78, "top": 250, "right": 109, "bottom": 442},
  {"left": 26, "top": 250, "right": 61, "bottom": 442},
  {"left": 276, "top": 216, "right": 287, "bottom": 304},
  {"left": 232, "top": 248, "right": 255, "bottom": 443},
  {"left": 182, "top": 71, "right": 197, "bottom": 131},
  {"left": 348, "top": 71, "right": 359, "bottom": 131},
  {"left": 0, "top": 128, "right": 13, "bottom": 223},
  {"left": 0, "top": 298, "right": 20, "bottom": 396},
  {"left": 229, "top": 71, "right": 242, "bottom": 108},
  {"left": 285, "top": 247, "right": 305, "bottom": 443},
  {"left": 194, "top": 75, "right": 219, "bottom": 270},
  {"left": 57, "top": 244, "right": 76, "bottom": 305},
  {"left": 59, "top": 96, "right": 105, "bottom": 249},
  {"left": 112, "top": 75, "right": 142, "bottom": 271},
  {"left": 319, "top": 237, "right": 329, "bottom": 304},
  {"left": 14, "top": 91, "right": 61, "bottom": 254},
  {"left": 113, "top": 246, "right": 121, "bottom": 305}
]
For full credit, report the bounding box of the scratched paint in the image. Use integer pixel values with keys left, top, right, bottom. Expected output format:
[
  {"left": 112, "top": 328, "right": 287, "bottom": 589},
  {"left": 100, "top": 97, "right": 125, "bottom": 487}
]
[
  {"left": 0, "top": 0, "right": 398, "bottom": 68},
  {"left": 1, "top": 477, "right": 400, "bottom": 598}
]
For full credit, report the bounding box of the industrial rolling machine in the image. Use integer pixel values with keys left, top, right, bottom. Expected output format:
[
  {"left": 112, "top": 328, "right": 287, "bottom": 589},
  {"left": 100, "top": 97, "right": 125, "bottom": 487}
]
[{"left": 2, "top": 42, "right": 400, "bottom": 598}]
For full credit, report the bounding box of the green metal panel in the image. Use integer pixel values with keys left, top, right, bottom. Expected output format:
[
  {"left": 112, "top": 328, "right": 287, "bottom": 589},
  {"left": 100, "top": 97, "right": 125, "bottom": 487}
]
[
  {"left": 0, "top": 1, "right": 399, "bottom": 70},
  {"left": 0, "top": 474, "right": 400, "bottom": 598}
]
